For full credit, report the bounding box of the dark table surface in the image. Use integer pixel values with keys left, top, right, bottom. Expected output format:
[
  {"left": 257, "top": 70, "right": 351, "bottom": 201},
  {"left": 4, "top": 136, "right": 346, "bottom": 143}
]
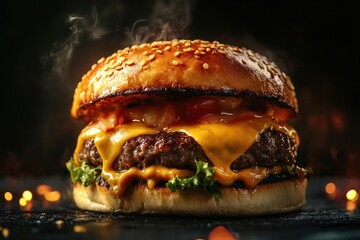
[{"left": 1, "top": 177, "right": 359, "bottom": 240}]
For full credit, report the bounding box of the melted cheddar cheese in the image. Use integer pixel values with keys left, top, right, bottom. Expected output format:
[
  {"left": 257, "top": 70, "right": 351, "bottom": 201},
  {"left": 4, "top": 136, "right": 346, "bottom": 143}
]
[{"left": 74, "top": 115, "right": 298, "bottom": 196}]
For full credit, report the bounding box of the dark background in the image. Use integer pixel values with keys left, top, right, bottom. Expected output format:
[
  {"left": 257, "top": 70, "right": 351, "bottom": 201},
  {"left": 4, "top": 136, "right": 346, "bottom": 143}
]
[{"left": 1, "top": 0, "right": 359, "bottom": 177}]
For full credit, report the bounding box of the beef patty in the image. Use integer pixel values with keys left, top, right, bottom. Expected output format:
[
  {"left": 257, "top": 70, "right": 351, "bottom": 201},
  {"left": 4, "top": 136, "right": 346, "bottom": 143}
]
[{"left": 78, "top": 127, "right": 296, "bottom": 172}]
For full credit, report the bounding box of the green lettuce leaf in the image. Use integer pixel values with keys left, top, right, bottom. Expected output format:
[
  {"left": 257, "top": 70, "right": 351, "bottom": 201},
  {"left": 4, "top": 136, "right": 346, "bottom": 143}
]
[
  {"left": 66, "top": 158, "right": 102, "bottom": 187},
  {"left": 166, "top": 160, "right": 222, "bottom": 198},
  {"left": 284, "top": 165, "right": 313, "bottom": 178}
]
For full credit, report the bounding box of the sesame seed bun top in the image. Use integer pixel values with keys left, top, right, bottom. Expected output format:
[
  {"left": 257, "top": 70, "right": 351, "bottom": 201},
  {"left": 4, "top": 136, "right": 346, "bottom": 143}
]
[{"left": 71, "top": 39, "right": 298, "bottom": 121}]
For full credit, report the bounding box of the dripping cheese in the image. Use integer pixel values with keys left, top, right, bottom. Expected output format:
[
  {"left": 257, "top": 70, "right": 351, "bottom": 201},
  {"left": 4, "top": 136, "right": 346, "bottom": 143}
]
[{"left": 73, "top": 115, "right": 298, "bottom": 196}]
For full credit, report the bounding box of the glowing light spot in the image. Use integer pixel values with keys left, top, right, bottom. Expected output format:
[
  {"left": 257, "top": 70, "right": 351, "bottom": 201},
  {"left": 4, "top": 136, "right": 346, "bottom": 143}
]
[
  {"left": 325, "top": 182, "right": 336, "bottom": 194},
  {"left": 346, "top": 189, "right": 359, "bottom": 201},
  {"left": 19, "top": 198, "right": 27, "bottom": 207},
  {"left": 74, "top": 225, "right": 86, "bottom": 233},
  {"left": 44, "top": 191, "right": 61, "bottom": 202},
  {"left": 4, "top": 192, "right": 13, "bottom": 201},
  {"left": 22, "top": 190, "right": 33, "bottom": 201},
  {"left": 55, "top": 220, "right": 64, "bottom": 229},
  {"left": 36, "top": 184, "right": 53, "bottom": 195},
  {"left": 55, "top": 220, "right": 64, "bottom": 225},
  {"left": 2, "top": 227, "right": 10, "bottom": 239},
  {"left": 346, "top": 201, "right": 357, "bottom": 212},
  {"left": 208, "top": 226, "right": 236, "bottom": 240}
]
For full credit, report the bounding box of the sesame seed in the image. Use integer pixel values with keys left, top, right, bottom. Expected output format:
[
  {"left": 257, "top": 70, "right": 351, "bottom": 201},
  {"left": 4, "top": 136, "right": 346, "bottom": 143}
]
[
  {"left": 107, "top": 69, "right": 114, "bottom": 77},
  {"left": 258, "top": 62, "right": 264, "bottom": 69},
  {"left": 97, "top": 57, "right": 105, "bottom": 64},
  {"left": 247, "top": 50, "right": 254, "bottom": 56},
  {"left": 156, "top": 49, "right": 163, "bottom": 54},
  {"left": 115, "top": 66, "right": 123, "bottom": 71},
  {"left": 248, "top": 55, "right": 256, "bottom": 62},
  {"left": 206, "top": 47, "right": 211, "bottom": 52},
  {"left": 103, "top": 65, "right": 109, "bottom": 71},
  {"left": 140, "top": 59, "right": 147, "bottom": 66},
  {"left": 109, "top": 59, "right": 116, "bottom": 65},
  {"left": 194, "top": 55, "right": 200, "bottom": 59},
  {"left": 143, "top": 51, "right": 150, "bottom": 56},
  {"left": 125, "top": 60, "right": 134, "bottom": 66},
  {"left": 172, "top": 42, "right": 179, "bottom": 47},
  {"left": 148, "top": 54, "right": 156, "bottom": 61},
  {"left": 275, "top": 66, "right": 282, "bottom": 74},
  {"left": 172, "top": 60, "right": 183, "bottom": 66},
  {"left": 203, "top": 63, "right": 209, "bottom": 70},
  {"left": 242, "top": 60, "right": 247, "bottom": 65},
  {"left": 164, "top": 46, "right": 171, "bottom": 51},
  {"left": 218, "top": 49, "right": 225, "bottom": 54},
  {"left": 112, "top": 59, "right": 123, "bottom": 68},
  {"left": 174, "top": 51, "right": 182, "bottom": 57},
  {"left": 285, "top": 76, "right": 295, "bottom": 90},
  {"left": 199, "top": 51, "right": 206, "bottom": 55},
  {"left": 183, "top": 47, "right": 195, "bottom": 53},
  {"left": 268, "top": 66, "right": 276, "bottom": 78},
  {"left": 184, "top": 42, "right": 191, "bottom": 47},
  {"left": 198, "top": 47, "right": 205, "bottom": 51},
  {"left": 91, "top": 64, "right": 97, "bottom": 70}
]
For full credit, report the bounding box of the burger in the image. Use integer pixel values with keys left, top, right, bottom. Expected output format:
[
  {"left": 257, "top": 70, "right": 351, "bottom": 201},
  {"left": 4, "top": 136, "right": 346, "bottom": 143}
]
[{"left": 66, "top": 39, "right": 310, "bottom": 216}]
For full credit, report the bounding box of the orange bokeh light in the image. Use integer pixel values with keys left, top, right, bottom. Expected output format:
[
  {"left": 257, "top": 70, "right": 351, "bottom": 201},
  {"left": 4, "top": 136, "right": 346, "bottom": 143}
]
[
  {"left": 22, "top": 190, "right": 33, "bottom": 201},
  {"left": 346, "top": 189, "right": 359, "bottom": 201},
  {"left": 346, "top": 201, "right": 357, "bottom": 212},
  {"left": 208, "top": 226, "right": 236, "bottom": 240},
  {"left": 74, "top": 225, "right": 86, "bottom": 233},
  {"left": 36, "top": 184, "right": 53, "bottom": 195},
  {"left": 325, "top": 182, "right": 336, "bottom": 194},
  {"left": 4, "top": 192, "right": 13, "bottom": 201},
  {"left": 19, "top": 198, "right": 27, "bottom": 207},
  {"left": 44, "top": 191, "right": 61, "bottom": 202}
]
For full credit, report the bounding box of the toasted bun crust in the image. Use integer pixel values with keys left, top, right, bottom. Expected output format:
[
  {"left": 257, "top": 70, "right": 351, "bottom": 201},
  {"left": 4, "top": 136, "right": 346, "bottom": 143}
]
[
  {"left": 72, "top": 179, "right": 307, "bottom": 216},
  {"left": 71, "top": 40, "right": 297, "bottom": 121}
]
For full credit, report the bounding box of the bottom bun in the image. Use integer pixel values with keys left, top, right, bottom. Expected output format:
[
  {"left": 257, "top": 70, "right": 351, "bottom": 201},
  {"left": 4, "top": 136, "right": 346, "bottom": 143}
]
[{"left": 72, "top": 178, "right": 307, "bottom": 216}]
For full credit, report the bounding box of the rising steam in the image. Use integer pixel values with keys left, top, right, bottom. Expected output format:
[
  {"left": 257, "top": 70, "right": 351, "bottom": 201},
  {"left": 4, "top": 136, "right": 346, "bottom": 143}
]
[
  {"left": 44, "top": 0, "right": 192, "bottom": 80},
  {"left": 43, "top": 4, "right": 124, "bottom": 80},
  {"left": 126, "top": 0, "right": 192, "bottom": 44},
  {"left": 38, "top": 0, "right": 194, "bottom": 175}
]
